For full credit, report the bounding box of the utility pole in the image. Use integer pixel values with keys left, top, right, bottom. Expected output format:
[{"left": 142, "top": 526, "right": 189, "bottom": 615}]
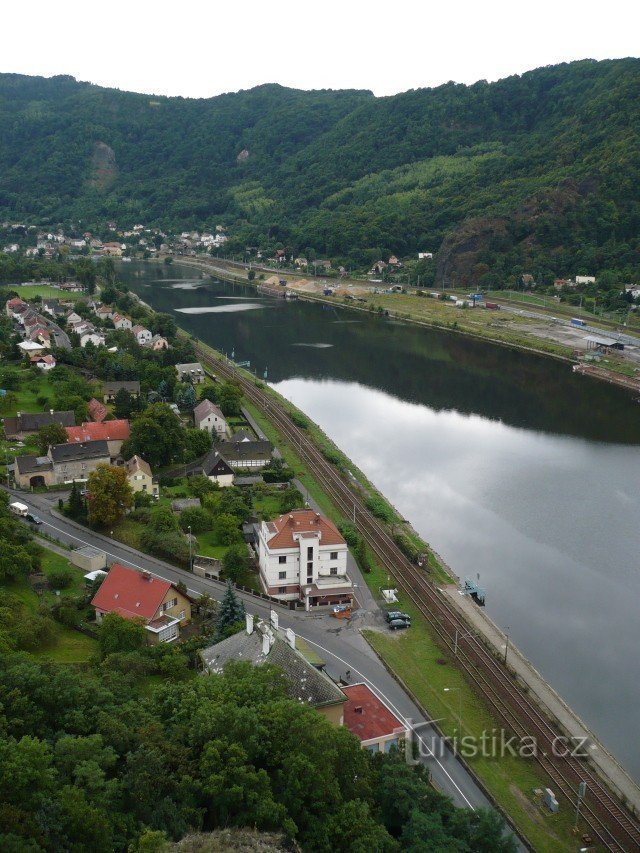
[
  {"left": 574, "top": 781, "right": 587, "bottom": 832},
  {"left": 503, "top": 626, "right": 511, "bottom": 666}
]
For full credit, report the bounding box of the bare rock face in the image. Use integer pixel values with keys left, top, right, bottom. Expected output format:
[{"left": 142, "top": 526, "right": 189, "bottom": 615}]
[
  {"left": 89, "top": 141, "right": 117, "bottom": 189},
  {"left": 170, "top": 829, "right": 296, "bottom": 852},
  {"left": 237, "top": 148, "right": 250, "bottom": 163}
]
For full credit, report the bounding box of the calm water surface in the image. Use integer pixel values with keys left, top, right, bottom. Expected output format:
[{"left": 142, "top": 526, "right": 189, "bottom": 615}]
[{"left": 122, "top": 262, "right": 640, "bottom": 780}]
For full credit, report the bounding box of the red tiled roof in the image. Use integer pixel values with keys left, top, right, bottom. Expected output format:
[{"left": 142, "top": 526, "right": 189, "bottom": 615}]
[
  {"left": 342, "top": 684, "right": 406, "bottom": 742},
  {"left": 91, "top": 563, "right": 171, "bottom": 621},
  {"left": 87, "top": 398, "right": 107, "bottom": 423},
  {"left": 65, "top": 419, "right": 130, "bottom": 443},
  {"left": 265, "top": 509, "right": 345, "bottom": 550}
]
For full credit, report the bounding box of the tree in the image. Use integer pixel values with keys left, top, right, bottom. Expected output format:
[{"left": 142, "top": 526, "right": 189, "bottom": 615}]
[
  {"left": 98, "top": 612, "right": 146, "bottom": 657},
  {"left": 86, "top": 464, "right": 134, "bottom": 528},
  {"left": 217, "top": 382, "right": 243, "bottom": 417},
  {"left": 121, "top": 403, "right": 185, "bottom": 468},
  {"left": 179, "top": 506, "right": 211, "bottom": 534},
  {"left": 215, "top": 580, "right": 245, "bottom": 637},
  {"left": 113, "top": 388, "right": 136, "bottom": 419},
  {"left": 66, "top": 480, "right": 86, "bottom": 520},
  {"left": 222, "top": 543, "right": 250, "bottom": 583},
  {"left": 184, "top": 427, "right": 212, "bottom": 462},
  {"left": 37, "top": 422, "right": 68, "bottom": 455},
  {"left": 215, "top": 512, "right": 242, "bottom": 545}
]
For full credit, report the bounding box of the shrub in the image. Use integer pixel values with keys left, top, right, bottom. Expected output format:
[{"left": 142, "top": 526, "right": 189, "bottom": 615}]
[
  {"left": 322, "top": 447, "right": 342, "bottom": 465},
  {"left": 290, "top": 411, "right": 309, "bottom": 429},
  {"left": 365, "top": 494, "right": 394, "bottom": 522},
  {"left": 56, "top": 604, "right": 81, "bottom": 628},
  {"left": 129, "top": 507, "right": 152, "bottom": 523},
  {"left": 48, "top": 568, "right": 74, "bottom": 590},
  {"left": 140, "top": 528, "right": 191, "bottom": 564}
]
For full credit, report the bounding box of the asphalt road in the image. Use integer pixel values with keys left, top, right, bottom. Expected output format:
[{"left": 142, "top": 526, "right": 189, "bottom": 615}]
[{"left": 9, "top": 487, "right": 526, "bottom": 849}]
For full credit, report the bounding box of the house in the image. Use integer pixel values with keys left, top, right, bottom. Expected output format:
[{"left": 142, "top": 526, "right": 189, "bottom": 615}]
[
  {"left": 369, "top": 261, "right": 387, "bottom": 275},
  {"left": 150, "top": 334, "right": 169, "bottom": 350},
  {"left": 14, "top": 440, "right": 110, "bottom": 488},
  {"left": 42, "top": 299, "right": 65, "bottom": 318},
  {"left": 65, "top": 420, "right": 130, "bottom": 460},
  {"left": 112, "top": 313, "right": 132, "bottom": 330},
  {"left": 91, "top": 564, "right": 191, "bottom": 644},
  {"left": 65, "top": 311, "right": 83, "bottom": 327},
  {"left": 93, "top": 304, "right": 113, "bottom": 321},
  {"left": 30, "top": 354, "right": 56, "bottom": 371},
  {"left": 102, "top": 242, "right": 124, "bottom": 257},
  {"left": 341, "top": 684, "right": 407, "bottom": 753},
  {"left": 418, "top": 252, "right": 433, "bottom": 260},
  {"left": 257, "top": 509, "right": 354, "bottom": 610},
  {"left": 5, "top": 297, "right": 28, "bottom": 318},
  {"left": 575, "top": 275, "right": 596, "bottom": 285},
  {"left": 388, "top": 255, "right": 400, "bottom": 266},
  {"left": 3, "top": 410, "right": 75, "bottom": 440},
  {"left": 103, "top": 381, "right": 140, "bottom": 403},
  {"left": 87, "top": 398, "right": 107, "bottom": 423},
  {"left": 218, "top": 438, "right": 273, "bottom": 469},
  {"left": 18, "top": 340, "right": 46, "bottom": 357},
  {"left": 200, "top": 616, "right": 346, "bottom": 725},
  {"left": 81, "top": 332, "right": 106, "bottom": 348},
  {"left": 131, "top": 324, "right": 152, "bottom": 346},
  {"left": 188, "top": 448, "right": 235, "bottom": 487},
  {"left": 553, "top": 278, "right": 576, "bottom": 290},
  {"left": 175, "top": 362, "right": 205, "bottom": 384},
  {"left": 193, "top": 399, "right": 227, "bottom": 437},
  {"left": 125, "top": 455, "right": 159, "bottom": 498}
]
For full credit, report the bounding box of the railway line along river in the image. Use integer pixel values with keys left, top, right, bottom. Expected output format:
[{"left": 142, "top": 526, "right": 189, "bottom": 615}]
[{"left": 121, "top": 261, "right": 640, "bottom": 783}]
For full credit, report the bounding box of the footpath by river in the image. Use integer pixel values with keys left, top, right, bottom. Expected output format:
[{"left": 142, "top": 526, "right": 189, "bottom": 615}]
[{"left": 120, "top": 260, "right": 640, "bottom": 785}]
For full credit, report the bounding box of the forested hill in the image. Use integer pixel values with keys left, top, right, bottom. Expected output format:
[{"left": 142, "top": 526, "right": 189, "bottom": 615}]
[{"left": 1, "top": 59, "right": 640, "bottom": 284}]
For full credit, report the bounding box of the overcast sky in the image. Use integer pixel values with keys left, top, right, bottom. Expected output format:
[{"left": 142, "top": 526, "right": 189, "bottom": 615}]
[{"left": 3, "top": 0, "right": 639, "bottom": 98}]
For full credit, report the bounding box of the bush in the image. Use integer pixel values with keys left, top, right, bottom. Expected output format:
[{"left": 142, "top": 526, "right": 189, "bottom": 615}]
[
  {"left": 365, "top": 494, "right": 394, "bottom": 522},
  {"left": 48, "top": 568, "right": 74, "bottom": 590},
  {"left": 134, "top": 491, "right": 154, "bottom": 508},
  {"left": 129, "top": 507, "right": 152, "bottom": 523},
  {"left": 337, "top": 521, "right": 361, "bottom": 549},
  {"left": 56, "top": 604, "right": 81, "bottom": 628},
  {"left": 290, "top": 411, "right": 309, "bottom": 429},
  {"left": 322, "top": 447, "right": 342, "bottom": 465},
  {"left": 140, "top": 528, "right": 191, "bottom": 564},
  {"left": 394, "top": 532, "right": 419, "bottom": 562},
  {"left": 262, "top": 466, "right": 294, "bottom": 483},
  {"left": 158, "top": 474, "right": 177, "bottom": 487}
]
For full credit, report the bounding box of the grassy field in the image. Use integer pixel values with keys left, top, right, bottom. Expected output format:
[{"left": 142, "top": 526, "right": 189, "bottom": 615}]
[
  {"left": 3, "top": 284, "right": 82, "bottom": 301},
  {"left": 0, "top": 367, "right": 56, "bottom": 416}
]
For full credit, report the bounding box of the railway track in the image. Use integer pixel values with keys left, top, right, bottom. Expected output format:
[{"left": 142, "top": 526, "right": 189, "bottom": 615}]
[{"left": 197, "top": 345, "right": 640, "bottom": 852}]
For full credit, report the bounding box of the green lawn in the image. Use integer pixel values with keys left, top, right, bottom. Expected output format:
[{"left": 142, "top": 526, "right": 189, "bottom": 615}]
[
  {"left": 193, "top": 531, "right": 227, "bottom": 559},
  {"left": 0, "top": 368, "right": 56, "bottom": 416},
  {"left": 5, "top": 284, "right": 82, "bottom": 301}
]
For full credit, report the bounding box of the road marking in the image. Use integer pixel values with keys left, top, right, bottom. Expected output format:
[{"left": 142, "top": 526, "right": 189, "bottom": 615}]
[{"left": 36, "top": 508, "right": 478, "bottom": 811}]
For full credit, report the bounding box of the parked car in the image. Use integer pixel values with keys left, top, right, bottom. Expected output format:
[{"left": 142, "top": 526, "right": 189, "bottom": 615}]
[
  {"left": 386, "top": 611, "right": 411, "bottom": 623},
  {"left": 388, "top": 618, "right": 410, "bottom": 631},
  {"left": 25, "top": 513, "right": 42, "bottom": 525}
]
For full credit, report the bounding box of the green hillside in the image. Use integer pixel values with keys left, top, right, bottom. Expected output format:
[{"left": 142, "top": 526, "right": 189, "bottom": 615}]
[{"left": 1, "top": 59, "right": 639, "bottom": 285}]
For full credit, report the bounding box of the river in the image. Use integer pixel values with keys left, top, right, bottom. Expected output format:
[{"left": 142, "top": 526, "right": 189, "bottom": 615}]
[{"left": 120, "top": 261, "right": 640, "bottom": 781}]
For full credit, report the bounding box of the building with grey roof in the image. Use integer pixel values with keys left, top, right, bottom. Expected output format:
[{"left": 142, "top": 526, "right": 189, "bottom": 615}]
[
  {"left": 199, "top": 617, "right": 346, "bottom": 725},
  {"left": 14, "top": 439, "right": 110, "bottom": 488},
  {"left": 3, "top": 410, "right": 75, "bottom": 439}
]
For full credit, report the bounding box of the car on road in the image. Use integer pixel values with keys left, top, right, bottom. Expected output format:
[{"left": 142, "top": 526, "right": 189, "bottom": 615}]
[
  {"left": 385, "top": 610, "right": 411, "bottom": 623},
  {"left": 25, "top": 513, "right": 42, "bottom": 525},
  {"left": 388, "top": 618, "right": 410, "bottom": 631}
]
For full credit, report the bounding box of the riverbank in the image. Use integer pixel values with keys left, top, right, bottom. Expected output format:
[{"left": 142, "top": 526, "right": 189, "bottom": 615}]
[{"left": 167, "top": 255, "right": 640, "bottom": 394}]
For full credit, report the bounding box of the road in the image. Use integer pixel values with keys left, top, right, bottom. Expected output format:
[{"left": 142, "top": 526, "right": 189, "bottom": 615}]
[{"left": 7, "top": 486, "right": 526, "bottom": 849}]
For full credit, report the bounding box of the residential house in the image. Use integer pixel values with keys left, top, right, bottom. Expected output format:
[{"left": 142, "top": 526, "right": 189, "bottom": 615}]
[
  {"left": 187, "top": 448, "right": 234, "bottom": 487},
  {"left": 103, "top": 381, "right": 140, "bottom": 403},
  {"left": 553, "top": 278, "right": 576, "bottom": 290},
  {"left": 65, "top": 311, "right": 83, "bottom": 328},
  {"left": 388, "top": 255, "right": 400, "bottom": 266},
  {"left": 150, "top": 334, "right": 169, "bottom": 350},
  {"left": 81, "top": 332, "right": 106, "bottom": 348},
  {"left": 3, "top": 410, "right": 75, "bottom": 440},
  {"left": 193, "top": 399, "right": 227, "bottom": 437},
  {"left": 341, "top": 684, "right": 407, "bottom": 753},
  {"left": 65, "top": 420, "right": 130, "bottom": 460},
  {"left": 102, "top": 242, "right": 124, "bottom": 257},
  {"left": 218, "top": 437, "right": 273, "bottom": 469},
  {"left": 369, "top": 261, "right": 387, "bottom": 275},
  {"left": 5, "top": 297, "right": 28, "bottom": 318},
  {"left": 57, "top": 282, "right": 83, "bottom": 293},
  {"left": 200, "top": 616, "right": 346, "bottom": 725},
  {"left": 30, "top": 354, "right": 56, "bottom": 370},
  {"left": 175, "top": 362, "right": 205, "bottom": 384},
  {"left": 93, "top": 304, "right": 113, "bottom": 322},
  {"left": 257, "top": 509, "right": 354, "bottom": 610},
  {"left": 418, "top": 252, "right": 433, "bottom": 260},
  {"left": 87, "top": 398, "right": 107, "bottom": 422},
  {"left": 112, "top": 313, "right": 132, "bottom": 330},
  {"left": 575, "top": 275, "right": 596, "bottom": 285},
  {"left": 91, "top": 563, "right": 191, "bottom": 643},
  {"left": 131, "top": 324, "right": 152, "bottom": 346},
  {"left": 14, "top": 439, "right": 110, "bottom": 488},
  {"left": 42, "top": 299, "right": 65, "bottom": 319},
  {"left": 125, "top": 455, "right": 159, "bottom": 498},
  {"left": 18, "top": 340, "right": 46, "bottom": 357}
]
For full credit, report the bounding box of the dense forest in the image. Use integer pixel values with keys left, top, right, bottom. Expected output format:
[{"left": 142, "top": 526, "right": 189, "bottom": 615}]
[{"left": 1, "top": 59, "right": 640, "bottom": 284}]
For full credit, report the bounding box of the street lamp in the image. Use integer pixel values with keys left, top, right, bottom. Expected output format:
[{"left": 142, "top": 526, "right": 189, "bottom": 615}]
[
  {"left": 503, "top": 626, "right": 511, "bottom": 666},
  {"left": 443, "top": 687, "right": 463, "bottom": 737}
]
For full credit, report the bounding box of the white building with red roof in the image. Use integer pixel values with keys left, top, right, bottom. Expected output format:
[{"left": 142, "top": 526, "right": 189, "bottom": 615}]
[
  {"left": 257, "top": 509, "right": 354, "bottom": 610},
  {"left": 91, "top": 563, "right": 191, "bottom": 644},
  {"left": 341, "top": 683, "right": 408, "bottom": 753}
]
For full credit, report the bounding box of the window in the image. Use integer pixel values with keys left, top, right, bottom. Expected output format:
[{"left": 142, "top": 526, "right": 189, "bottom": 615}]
[
  {"left": 330, "top": 567, "right": 338, "bottom": 575},
  {"left": 163, "top": 598, "right": 177, "bottom": 612},
  {"left": 307, "top": 562, "right": 313, "bottom": 573},
  {"left": 278, "top": 571, "right": 286, "bottom": 580},
  {"left": 278, "top": 556, "right": 286, "bottom": 564},
  {"left": 330, "top": 551, "right": 338, "bottom": 560},
  {"left": 307, "top": 546, "right": 313, "bottom": 560},
  {"left": 278, "top": 586, "right": 287, "bottom": 594},
  {"left": 158, "top": 624, "right": 178, "bottom": 643}
]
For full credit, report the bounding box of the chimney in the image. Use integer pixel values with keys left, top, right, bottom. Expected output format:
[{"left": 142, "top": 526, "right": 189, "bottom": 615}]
[
  {"left": 270, "top": 610, "right": 279, "bottom": 632},
  {"left": 245, "top": 613, "right": 254, "bottom": 635},
  {"left": 141, "top": 571, "right": 151, "bottom": 581},
  {"left": 285, "top": 627, "right": 296, "bottom": 650},
  {"left": 262, "top": 632, "right": 271, "bottom": 656}
]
